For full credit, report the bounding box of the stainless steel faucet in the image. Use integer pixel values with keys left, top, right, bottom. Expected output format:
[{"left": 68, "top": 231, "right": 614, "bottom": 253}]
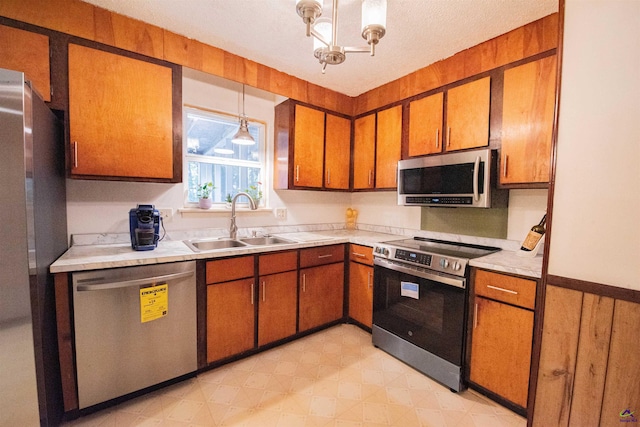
[{"left": 229, "top": 192, "right": 258, "bottom": 239}]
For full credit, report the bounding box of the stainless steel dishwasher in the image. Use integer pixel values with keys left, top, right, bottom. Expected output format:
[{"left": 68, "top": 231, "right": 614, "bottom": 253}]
[{"left": 72, "top": 261, "right": 197, "bottom": 409}]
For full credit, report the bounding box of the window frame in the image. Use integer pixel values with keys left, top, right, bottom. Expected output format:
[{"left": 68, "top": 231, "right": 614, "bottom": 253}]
[{"left": 183, "top": 104, "right": 268, "bottom": 208}]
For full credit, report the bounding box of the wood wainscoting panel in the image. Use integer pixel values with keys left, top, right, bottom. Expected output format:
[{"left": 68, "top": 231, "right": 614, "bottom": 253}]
[
  {"left": 600, "top": 299, "right": 640, "bottom": 426},
  {"left": 568, "top": 294, "right": 614, "bottom": 427},
  {"left": 532, "top": 285, "right": 583, "bottom": 427}
]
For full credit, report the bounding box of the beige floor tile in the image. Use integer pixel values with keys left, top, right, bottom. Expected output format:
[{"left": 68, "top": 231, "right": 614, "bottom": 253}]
[{"left": 60, "top": 324, "right": 526, "bottom": 427}]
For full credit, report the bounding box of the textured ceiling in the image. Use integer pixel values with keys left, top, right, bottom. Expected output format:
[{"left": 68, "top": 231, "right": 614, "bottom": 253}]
[{"left": 80, "top": 0, "right": 558, "bottom": 97}]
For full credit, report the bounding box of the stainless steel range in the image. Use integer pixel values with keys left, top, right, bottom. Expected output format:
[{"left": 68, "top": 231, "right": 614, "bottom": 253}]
[{"left": 372, "top": 237, "right": 500, "bottom": 391}]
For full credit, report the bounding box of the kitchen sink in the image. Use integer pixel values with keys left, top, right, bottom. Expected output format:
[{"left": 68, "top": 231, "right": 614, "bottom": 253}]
[
  {"left": 239, "top": 236, "right": 295, "bottom": 246},
  {"left": 183, "top": 239, "right": 248, "bottom": 252}
]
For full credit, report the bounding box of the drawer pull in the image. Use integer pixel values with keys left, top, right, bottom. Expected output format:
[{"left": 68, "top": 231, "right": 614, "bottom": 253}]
[
  {"left": 486, "top": 285, "right": 518, "bottom": 295},
  {"left": 352, "top": 252, "right": 366, "bottom": 258},
  {"left": 318, "top": 254, "right": 333, "bottom": 259}
]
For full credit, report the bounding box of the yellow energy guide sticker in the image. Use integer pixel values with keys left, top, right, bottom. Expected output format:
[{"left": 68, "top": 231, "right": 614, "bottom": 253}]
[{"left": 140, "top": 284, "right": 168, "bottom": 323}]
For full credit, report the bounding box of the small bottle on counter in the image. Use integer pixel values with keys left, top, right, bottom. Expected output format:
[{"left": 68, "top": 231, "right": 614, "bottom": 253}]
[{"left": 520, "top": 214, "right": 546, "bottom": 251}]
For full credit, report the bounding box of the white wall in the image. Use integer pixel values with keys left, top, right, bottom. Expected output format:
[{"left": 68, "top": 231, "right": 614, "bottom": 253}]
[
  {"left": 548, "top": 0, "right": 640, "bottom": 289},
  {"left": 66, "top": 68, "right": 547, "bottom": 242}
]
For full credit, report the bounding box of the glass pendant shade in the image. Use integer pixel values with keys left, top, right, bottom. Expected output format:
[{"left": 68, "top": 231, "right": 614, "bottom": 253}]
[
  {"left": 313, "top": 18, "right": 332, "bottom": 54},
  {"left": 362, "top": 0, "right": 387, "bottom": 30}
]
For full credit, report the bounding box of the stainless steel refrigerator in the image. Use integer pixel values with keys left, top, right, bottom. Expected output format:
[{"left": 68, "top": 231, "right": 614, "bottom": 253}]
[{"left": 0, "top": 68, "right": 68, "bottom": 426}]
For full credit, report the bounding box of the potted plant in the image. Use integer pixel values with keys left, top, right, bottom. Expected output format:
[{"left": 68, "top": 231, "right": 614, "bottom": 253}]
[
  {"left": 225, "top": 193, "right": 233, "bottom": 209},
  {"left": 197, "top": 182, "right": 214, "bottom": 209},
  {"left": 245, "top": 182, "right": 262, "bottom": 206}
]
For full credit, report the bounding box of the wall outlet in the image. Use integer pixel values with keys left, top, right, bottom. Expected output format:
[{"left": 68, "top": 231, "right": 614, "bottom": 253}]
[
  {"left": 274, "top": 207, "right": 287, "bottom": 220},
  {"left": 158, "top": 208, "right": 173, "bottom": 222}
]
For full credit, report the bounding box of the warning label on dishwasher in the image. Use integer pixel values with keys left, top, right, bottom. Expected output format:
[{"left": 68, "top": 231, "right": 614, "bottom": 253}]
[{"left": 140, "top": 284, "right": 168, "bottom": 323}]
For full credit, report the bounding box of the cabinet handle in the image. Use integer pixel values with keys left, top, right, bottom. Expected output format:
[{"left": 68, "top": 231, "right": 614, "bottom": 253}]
[
  {"left": 486, "top": 284, "right": 518, "bottom": 295},
  {"left": 368, "top": 170, "right": 373, "bottom": 187},
  {"left": 251, "top": 283, "right": 254, "bottom": 305},
  {"left": 367, "top": 271, "right": 372, "bottom": 289},
  {"left": 72, "top": 141, "right": 78, "bottom": 169},
  {"left": 327, "top": 169, "right": 331, "bottom": 185},
  {"left": 447, "top": 127, "right": 451, "bottom": 147},
  {"left": 296, "top": 165, "right": 300, "bottom": 182},
  {"left": 435, "top": 128, "right": 440, "bottom": 149},
  {"left": 352, "top": 252, "right": 366, "bottom": 258},
  {"left": 302, "top": 273, "right": 306, "bottom": 292},
  {"left": 473, "top": 303, "right": 478, "bottom": 329},
  {"left": 262, "top": 281, "right": 266, "bottom": 302},
  {"left": 502, "top": 155, "right": 508, "bottom": 177},
  {"left": 318, "top": 254, "right": 333, "bottom": 259}
]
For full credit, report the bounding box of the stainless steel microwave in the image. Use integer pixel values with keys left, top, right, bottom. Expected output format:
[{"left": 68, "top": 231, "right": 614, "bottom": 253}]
[{"left": 397, "top": 148, "right": 497, "bottom": 208}]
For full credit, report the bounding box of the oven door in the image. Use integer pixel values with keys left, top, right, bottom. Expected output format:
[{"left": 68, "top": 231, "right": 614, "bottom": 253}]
[{"left": 373, "top": 258, "right": 466, "bottom": 366}]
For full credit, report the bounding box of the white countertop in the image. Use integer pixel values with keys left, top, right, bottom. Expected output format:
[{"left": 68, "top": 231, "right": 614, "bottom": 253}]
[
  {"left": 49, "top": 229, "right": 399, "bottom": 273},
  {"left": 50, "top": 227, "right": 543, "bottom": 278}
]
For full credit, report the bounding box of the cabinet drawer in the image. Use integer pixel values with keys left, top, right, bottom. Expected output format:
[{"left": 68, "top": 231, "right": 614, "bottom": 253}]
[
  {"left": 474, "top": 269, "right": 537, "bottom": 310},
  {"left": 259, "top": 250, "right": 298, "bottom": 276},
  {"left": 300, "top": 244, "right": 344, "bottom": 268},
  {"left": 206, "top": 255, "right": 254, "bottom": 284},
  {"left": 349, "top": 244, "right": 373, "bottom": 266}
]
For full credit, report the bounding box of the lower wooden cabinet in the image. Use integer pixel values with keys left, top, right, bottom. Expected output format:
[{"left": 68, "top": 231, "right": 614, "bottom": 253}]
[
  {"left": 258, "top": 250, "right": 298, "bottom": 346},
  {"left": 348, "top": 244, "right": 374, "bottom": 328},
  {"left": 299, "top": 262, "right": 344, "bottom": 332},
  {"left": 206, "top": 278, "right": 255, "bottom": 363},
  {"left": 469, "top": 269, "right": 537, "bottom": 410}
]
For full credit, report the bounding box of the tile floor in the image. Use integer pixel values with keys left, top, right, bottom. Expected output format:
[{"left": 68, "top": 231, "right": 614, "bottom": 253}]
[{"left": 61, "top": 324, "right": 526, "bottom": 427}]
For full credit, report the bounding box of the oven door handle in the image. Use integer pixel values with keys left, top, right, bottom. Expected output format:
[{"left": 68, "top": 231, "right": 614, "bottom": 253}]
[{"left": 374, "top": 258, "right": 466, "bottom": 289}]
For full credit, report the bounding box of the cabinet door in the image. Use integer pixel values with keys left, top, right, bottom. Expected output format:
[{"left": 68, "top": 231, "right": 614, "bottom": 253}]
[
  {"left": 299, "top": 263, "right": 344, "bottom": 332},
  {"left": 68, "top": 44, "right": 175, "bottom": 180},
  {"left": 0, "top": 24, "right": 51, "bottom": 102},
  {"left": 207, "top": 278, "right": 255, "bottom": 363},
  {"left": 501, "top": 55, "right": 557, "bottom": 185},
  {"left": 376, "top": 105, "right": 402, "bottom": 189},
  {"left": 408, "top": 92, "right": 444, "bottom": 157},
  {"left": 258, "top": 271, "right": 298, "bottom": 346},
  {"left": 470, "top": 296, "right": 534, "bottom": 408},
  {"left": 348, "top": 262, "right": 373, "bottom": 328},
  {"left": 324, "top": 113, "right": 351, "bottom": 190},
  {"left": 353, "top": 113, "right": 376, "bottom": 189},
  {"left": 446, "top": 77, "right": 491, "bottom": 151},
  {"left": 293, "top": 104, "right": 325, "bottom": 188}
]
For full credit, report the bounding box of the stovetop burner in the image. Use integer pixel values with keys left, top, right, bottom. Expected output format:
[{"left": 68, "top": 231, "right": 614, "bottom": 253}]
[{"left": 373, "top": 237, "right": 500, "bottom": 277}]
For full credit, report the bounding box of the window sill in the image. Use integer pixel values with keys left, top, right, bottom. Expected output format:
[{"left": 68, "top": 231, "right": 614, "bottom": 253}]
[{"left": 178, "top": 207, "right": 273, "bottom": 217}]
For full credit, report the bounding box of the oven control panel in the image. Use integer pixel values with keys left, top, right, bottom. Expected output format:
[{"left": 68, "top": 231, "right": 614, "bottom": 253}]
[
  {"left": 373, "top": 243, "right": 469, "bottom": 277},
  {"left": 394, "top": 249, "right": 432, "bottom": 266}
]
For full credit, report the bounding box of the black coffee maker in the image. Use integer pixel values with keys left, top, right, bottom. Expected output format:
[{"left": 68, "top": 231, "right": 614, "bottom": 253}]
[{"left": 129, "top": 204, "right": 160, "bottom": 251}]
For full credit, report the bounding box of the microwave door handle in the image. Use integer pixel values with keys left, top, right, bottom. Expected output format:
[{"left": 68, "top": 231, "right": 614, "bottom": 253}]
[{"left": 473, "top": 155, "right": 480, "bottom": 202}]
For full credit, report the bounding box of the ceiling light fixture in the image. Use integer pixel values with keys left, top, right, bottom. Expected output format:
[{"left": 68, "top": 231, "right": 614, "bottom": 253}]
[
  {"left": 231, "top": 84, "right": 255, "bottom": 145},
  {"left": 296, "top": 0, "right": 387, "bottom": 73}
]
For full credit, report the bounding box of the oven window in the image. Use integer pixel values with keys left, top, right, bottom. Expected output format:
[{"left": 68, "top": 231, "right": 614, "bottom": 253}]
[{"left": 373, "top": 267, "right": 466, "bottom": 365}]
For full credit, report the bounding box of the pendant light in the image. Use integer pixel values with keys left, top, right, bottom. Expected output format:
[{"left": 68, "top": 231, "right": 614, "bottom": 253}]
[{"left": 231, "top": 84, "right": 255, "bottom": 145}]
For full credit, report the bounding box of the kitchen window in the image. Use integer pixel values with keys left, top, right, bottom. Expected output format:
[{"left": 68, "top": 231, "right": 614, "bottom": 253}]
[{"left": 184, "top": 106, "right": 266, "bottom": 207}]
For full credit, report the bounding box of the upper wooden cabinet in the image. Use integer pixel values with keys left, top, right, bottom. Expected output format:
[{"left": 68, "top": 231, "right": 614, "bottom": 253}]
[
  {"left": 445, "top": 77, "right": 491, "bottom": 151},
  {"left": 0, "top": 24, "right": 51, "bottom": 102},
  {"left": 375, "top": 105, "right": 402, "bottom": 189},
  {"left": 353, "top": 105, "right": 402, "bottom": 190},
  {"left": 68, "top": 43, "right": 180, "bottom": 182},
  {"left": 324, "top": 113, "right": 351, "bottom": 190},
  {"left": 407, "top": 92, "right": 444, "bottom": 157},
  {"left": 500, "top": 55, "right": 557, "bottom": 185},
  {"left": 353, "top": 113, "right": 376, "bottom": 190},
  {"left": 274, "top": 99, "right": 351, "bottom": 190}
]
